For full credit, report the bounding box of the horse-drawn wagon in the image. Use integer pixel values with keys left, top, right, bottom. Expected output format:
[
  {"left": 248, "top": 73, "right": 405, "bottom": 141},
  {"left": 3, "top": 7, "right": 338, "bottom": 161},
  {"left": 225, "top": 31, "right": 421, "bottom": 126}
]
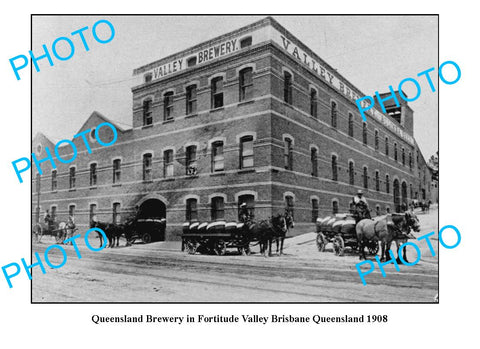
[
  {"left": 315, "top": 214, "right": 379, "bottom": 256},
  {"left": 182, "top": 221, "right": 252, "bottom": 255},
  {"left": 32, "top": 220, "right": 75, "bottom": 243}
]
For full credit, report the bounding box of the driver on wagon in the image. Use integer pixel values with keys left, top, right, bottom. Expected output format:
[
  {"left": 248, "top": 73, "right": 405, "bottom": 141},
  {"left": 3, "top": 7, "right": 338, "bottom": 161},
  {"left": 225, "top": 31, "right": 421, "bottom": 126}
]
[
  {"left": 351, "top": 190, "right": 371, "bottom": 220},
  {"left": 239, "top": 203, "right": 252, "bottom": 223}
]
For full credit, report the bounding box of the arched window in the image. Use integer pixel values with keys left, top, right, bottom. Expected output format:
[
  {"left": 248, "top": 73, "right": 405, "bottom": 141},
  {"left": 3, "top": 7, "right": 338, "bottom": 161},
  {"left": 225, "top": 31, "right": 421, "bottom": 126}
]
[
  {"left": 375, "top": 170, "right": 380, "bottom": 191},
  {"left": 385, "top": 137, "right": 389, "bottom": 156},
  {"left": 212, "top": 141, "right": 224, "bottom": 172},
  {"left": 362, "top": 122, "right": 368, "bottom": 145},
  {"left": 386, "top": 175, "right": 390, "bottom": 194},
  {"left": 163, "top": 91, "right": 174, "bottom": 120},
  {"left": 348, "top": 113, "right": 354, "bottom": 137},
  {"left": 239, "top": 67, "right": 253, "bottom": 101},
  {"left": 143, "top": 153, "right": 153, "bottom": 181},
  {"left": 409, "top": 152, "right": 412, "bottom": 169},
  {"left": 310, "top": 88, "right": 318, "bottom": 118},
  {"left": 89, "top": 203, "right": 97, "bottom": 224},
  {"left": 332, "top": 200, "right": 339, "bottom": 214},
  {"left": 68, "top": 204, "right": 75, "bottom": 217},
  {"left": 51, "top": 206, "right": 57, "bottom": 222},
  {"left": 185, "top": 146, "right": 197, "bottom": 174},
  {"left": 186, "top": 198, "right": 198, "bottom": 221},
  {"left": 51, "top": 169, "right": 57, "bottom": 191},
  {"left": 113, "top": 159, "right": 121, "bottom": 184},
  {"left": 283, "top": 71, "right": 292, "bottom": 104},
  {"left": 163, "top": 150, "right": 174, "bottom": 177},
  {"left": 331, "top": 101, "right": 337, "bottom": 128},
  {"left": 69, "top": 167, "right": 76, "bottom": 189},
  {"left": 284, "top": 137, "right": 293, "bottom": 170},
  {"left": 240, "top": 136, "right": 254, "bottom": 168},
  {"left": 211, "top": 76, "right": 224, "bottom": 109},
  {"left": 211, "top": 196, "right": 225, "bottom": 221},
  {"left": 311, "top": 198, "right": 319, "bottom": 222},
  {"left": 402, "top": 147, "right": 406, "bottom": 166},
  {"left": 90, "top": 163, "right": 97, "bottom": 186},
  {"left": 394, "top": 143, "right": 398, "bottom": 161},
  {"left": 331, "top": 155, "right": 338, "bottom": 181},
  {"left": 143, "top": 99, "right": 152, "bottom": 126},
  {"left": 375, "top": 130, "right": 379, "bottom": 150},
  {"left": 238, "top": 194, "right": 255, "bottom": 220},
  {"left": 311, "top": 148, "right": 318, "bottom": 177},
  {"left": 363, "top": 166, "right": 368, "bottom": 189},
  {"left": 112, "top": 202, "right": 121, "bottom": 224},
  {"left": 376, "top": 205, "right": 380, "bottom": 216},
  {"left": 349, "top": 161, "right": 355, "bottom": 185},
  {"left": 186, "top": 85, "right": 197, "bottom": 115}
]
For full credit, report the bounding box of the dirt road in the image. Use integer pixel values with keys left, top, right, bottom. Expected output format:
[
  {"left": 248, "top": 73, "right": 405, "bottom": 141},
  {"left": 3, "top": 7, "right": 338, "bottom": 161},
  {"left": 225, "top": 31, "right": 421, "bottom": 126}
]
[{"left": 32, "top": 209, "right": 438, "bottom": 302}]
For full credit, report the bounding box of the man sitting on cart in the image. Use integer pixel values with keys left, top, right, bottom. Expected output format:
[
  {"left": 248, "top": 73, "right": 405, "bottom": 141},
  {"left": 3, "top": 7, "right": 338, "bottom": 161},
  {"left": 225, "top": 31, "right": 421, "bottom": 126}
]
[
  {"left": 351, "top": 190, "right": 371, "bottom": 221},
  {"left": 239, "top": 203, "right": 254, "bottom": 224},
  {"left": 44, "top": 209, "right": 54, "bottom": 230}
]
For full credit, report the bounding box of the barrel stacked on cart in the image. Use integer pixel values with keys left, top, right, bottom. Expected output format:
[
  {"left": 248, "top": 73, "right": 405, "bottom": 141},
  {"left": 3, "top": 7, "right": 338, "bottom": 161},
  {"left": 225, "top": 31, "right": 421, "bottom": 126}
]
[{"left": 182, "top": 221, "right": 252, "bottom": 256}]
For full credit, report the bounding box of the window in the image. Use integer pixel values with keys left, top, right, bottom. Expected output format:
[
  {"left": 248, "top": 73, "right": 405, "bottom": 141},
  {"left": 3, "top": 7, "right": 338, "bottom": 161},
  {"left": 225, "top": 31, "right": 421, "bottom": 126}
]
[
  {"left": 284, "top": 138, "right": 293, "bottom": 170},
  {"left": 211, "top": 196, "right": 225, "bottom": 220},
  {"left": 113, "top": 202, "right": 120, "bottom": 224},
  {"left": 69, "top": 167, "right": 76, "bottom": 189},
  {"left": 310, "top": 88, "right": 318, "bottom": 118},
  {"left": 143, "top": 153, "right": 153, "bottom": 181},
  {"left": 51, "top": 206, "right": 57, "bottom": 222},
  {"left": 311, "top": 148, "right": 318, "bottom": 177},
  {"left": 68, "top": 204, "right": 75, "bottom": 217},
  {"left": 362, "top": 122, "right": 368, "bottom": 145},
  {"left": 375, "top": 171, "right": 380, "bottom": 191},
  {"left": 239, "top": 68, "right": 253, "bottom": 101},
  {"left": 163, "top": 92, "right": 174, "bottom": 120},
  {"left": 331, "top": 155, "right": 338, "bottom": 181},
  {"left": 143, "top": 99, "right": 152, "bottom": 126},
  {"left": 285, "top": 195, "right": 294, "bottom": 219},
  {"left": 363, "top": 166, "right": 368, "bottom": 189},
  {"left": 163, "top": 150, "right": 174, "bottom": 177},
  {"left": 113, "top": 159, "right": 121, "bottom": 184},
  {"left": 331, "top": 101, "right": 337, "bottom": 128},
  {"left": 283, "top": 71, "right": 292, "bottom": 104},
  {"left": 375, "top": 130, "right": 379, "bottom": 150},
  {"left": 89, "top": 204, "right": 97, "bottom": 224},
  {"left": 332, "top": 200, "right": 339, "bottom": 214},
  {"left": 402, "top": 148, "right": 405, "bottom": 166},
  {"left": 348, "top": 113, "right": 354, "bottom": 137},
  {"left": 240, "top": 36, "right": 252, "bottom": 48},
  {"left": 385, "top": 137, "right": 389, "bottom": 156},
  {"left": 187, "top": 56, "right": 197, "bottom": 67},
  {"left": 185, "top": 146, "right": 197, "bottom": 175},
  {"left": 311, "top": 198, "right": 319, "bottom": 222},
  {"left": 386, "top": 206, "right": 391, "bottom": 213},
  {"left": 240, "top": 136, "right": 254, "bottom": 168},
  {"left": 238, "top": 194, "right": 255, "bottom": 220},
  {"left": 349, "top": 161, "right": 355, "bottom": 185},
  {"left": 386, "top": 175, "right": 390, "bottom": 194},
  {"left": 211, "top": 77, "right": 224, "bottom": 109},
  {"left": 394, "top": 143, "right": 398, "bottom": 161},
  {"left": 376, "top": 205, "right": 380, "bottom": 216},
  {"left": 211, "top": 141, "right": 224, "bottom": 172},
  {"left": 144, "top": 73, "right": 152, "bottom": 83},
  {"left": 51, "top": 170, "right": 57, "bottom": 191},
  {"left": 186, "top": 198, "right": 198, "bottom": 221},
  {"left": 409, "top": 152, "right": 413, "bottom": 169},
  {"left": 89, "top": 163, "right": 97, "bottom": 186},
  {"left": 186, "top": 85, "right": 197, "bottom": 115}
]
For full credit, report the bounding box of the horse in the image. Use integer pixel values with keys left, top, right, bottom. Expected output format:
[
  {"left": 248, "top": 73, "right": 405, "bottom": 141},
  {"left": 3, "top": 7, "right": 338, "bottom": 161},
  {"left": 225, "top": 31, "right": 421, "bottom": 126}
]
[
  {"left": 247, "top": 214, "right": 288, "bottom": 257},
  {"left": 356, "top": 211, "right": 420, "bottom": 262},
  {"left": 89, "top": 220, "right": 129, "bottom": 248},
  {"left": 274, "top": 211, "right": 294, "bottom": 255}
]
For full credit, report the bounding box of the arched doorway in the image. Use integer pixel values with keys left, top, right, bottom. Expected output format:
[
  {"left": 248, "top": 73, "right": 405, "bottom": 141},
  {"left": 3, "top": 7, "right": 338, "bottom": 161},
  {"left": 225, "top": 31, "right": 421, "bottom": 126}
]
[
  {"left": 393, "top": 179, "right": 400, "bottom": 213},
  {"left": 401, "top": 182, "right": 408, "bottom": 211},
  {"left": 137, "top": 198, "right": 167, "bottom": 241}
]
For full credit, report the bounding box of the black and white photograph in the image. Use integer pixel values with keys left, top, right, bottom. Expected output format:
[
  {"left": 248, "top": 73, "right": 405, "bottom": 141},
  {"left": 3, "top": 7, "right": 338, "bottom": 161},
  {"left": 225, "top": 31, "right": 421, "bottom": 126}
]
[{"left": 31, "top": 15, "right": 438, "bottom": 302}]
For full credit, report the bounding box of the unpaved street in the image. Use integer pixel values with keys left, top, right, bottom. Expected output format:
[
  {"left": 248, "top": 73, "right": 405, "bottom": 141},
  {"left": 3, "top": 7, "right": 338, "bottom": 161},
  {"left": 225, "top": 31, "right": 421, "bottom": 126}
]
[{"left": 32, "top": 209, "right": 438, "bottom": 302}]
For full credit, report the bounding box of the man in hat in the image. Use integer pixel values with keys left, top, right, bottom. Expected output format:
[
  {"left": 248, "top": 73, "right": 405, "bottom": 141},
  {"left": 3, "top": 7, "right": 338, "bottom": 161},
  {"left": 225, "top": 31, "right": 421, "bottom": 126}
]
[
  {"left": 352, "top": 190, "right": 371, "bottom": 220},
  {"left": 239, "top": 203, "right": 251, "bottom": 223}
]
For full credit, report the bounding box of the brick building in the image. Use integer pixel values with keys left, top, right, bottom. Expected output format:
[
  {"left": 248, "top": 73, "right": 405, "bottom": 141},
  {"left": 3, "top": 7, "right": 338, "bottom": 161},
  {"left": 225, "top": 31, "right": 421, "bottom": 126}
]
[{"left": 32, "top": 17, "right": 434, "bottom": 239}]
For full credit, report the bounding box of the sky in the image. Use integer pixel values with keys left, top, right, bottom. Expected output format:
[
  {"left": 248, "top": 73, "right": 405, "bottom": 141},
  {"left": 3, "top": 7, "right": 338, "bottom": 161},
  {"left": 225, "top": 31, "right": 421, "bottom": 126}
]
[{"left": 32, "top": 15, "right": 438, "bottom": 158}]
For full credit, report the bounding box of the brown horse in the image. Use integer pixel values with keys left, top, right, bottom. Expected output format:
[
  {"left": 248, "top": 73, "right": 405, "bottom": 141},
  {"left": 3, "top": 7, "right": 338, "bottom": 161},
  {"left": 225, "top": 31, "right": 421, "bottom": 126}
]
[{"left": 356, "top": 211, "right": 420, "bottom": 262}]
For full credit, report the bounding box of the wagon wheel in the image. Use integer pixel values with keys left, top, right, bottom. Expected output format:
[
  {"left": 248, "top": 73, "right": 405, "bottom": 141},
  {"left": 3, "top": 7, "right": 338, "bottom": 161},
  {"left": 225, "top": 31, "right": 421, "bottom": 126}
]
[
  {"left": 214, "top": 240, "right": 227, "bottom": 256},
  {"left": 368, "top": 241, "right": 379, "bottom": 256},
  {"left": 333, "top": 235, "right": 345, "bottom": 256},
  {"left": 142, "top": 232, "right": 152, "bottom": 244},
  {"left": 316, "top": 232, "right": 326, "bottom": 252},
  {"left": 186, "top": 241, "right": 197, "bottom": 255}
]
